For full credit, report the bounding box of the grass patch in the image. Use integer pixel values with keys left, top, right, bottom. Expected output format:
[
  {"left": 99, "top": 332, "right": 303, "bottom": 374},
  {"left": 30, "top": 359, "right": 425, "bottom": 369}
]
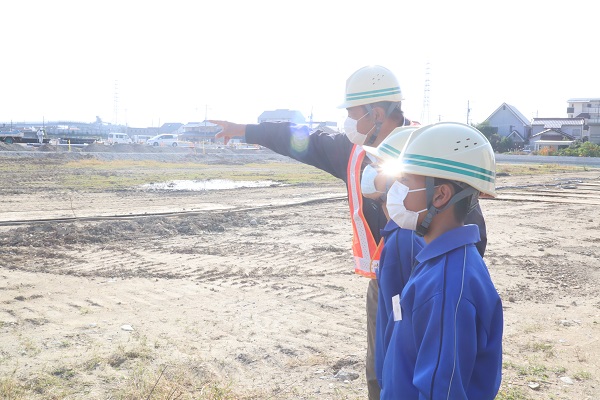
[
  {"left": 107, "top": 343, "right": 153, "bottom": 368},
  {"left": 496, "top": 163, "right": 598, "bottom": 176},
  {"left": 0, "top": 376, "right": 26, "bottom": 400},
  {"left": 114, "top": 363, "right": 255, "bottom": 400},
  {"left": 504, "top": 361, "right": 549, "bottom": 380},
  {"left": 525, "top": 341, "right": 555, "bottom": 358},
  {"left": 1, "top": 158, "right": 338, "bottom": 192},
  {"left": 495, "top": 385, "right": 532, "bottom": 400},
  {"left": 573, "top": 370, "right": 592, "bottom": 381}
]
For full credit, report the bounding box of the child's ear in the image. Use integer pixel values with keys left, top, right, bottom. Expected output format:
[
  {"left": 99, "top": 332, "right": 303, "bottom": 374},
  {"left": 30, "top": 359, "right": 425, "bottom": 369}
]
[{"left": 432, "top": 183, "right": 454, "bottom": 209}]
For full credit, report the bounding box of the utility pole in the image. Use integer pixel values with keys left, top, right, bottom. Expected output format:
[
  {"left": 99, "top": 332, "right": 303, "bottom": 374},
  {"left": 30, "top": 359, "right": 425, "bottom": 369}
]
[
  {"left": 113, "top": 80, "right": 119, "bottom": 127},
  {"left": 466, "top": 100, "right": 471, "bottom": 125},
  {"left": 420, "top": 62, "right": 431, "bottom": 125}
]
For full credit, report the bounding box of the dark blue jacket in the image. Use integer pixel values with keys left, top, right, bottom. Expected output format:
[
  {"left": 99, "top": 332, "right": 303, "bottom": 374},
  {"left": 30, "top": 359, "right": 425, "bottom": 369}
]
[
  {"left": 381, "top": 225, "right": 503, "bottom": 399},
  {"left": 375, "top": 221, "right": 425, "bottom": 387}
]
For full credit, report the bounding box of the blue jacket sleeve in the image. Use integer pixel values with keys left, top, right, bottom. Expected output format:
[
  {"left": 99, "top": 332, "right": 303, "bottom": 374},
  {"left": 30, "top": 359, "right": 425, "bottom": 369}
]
[{"left": 245, "top": 122, "right": 353, "bottom": 181}]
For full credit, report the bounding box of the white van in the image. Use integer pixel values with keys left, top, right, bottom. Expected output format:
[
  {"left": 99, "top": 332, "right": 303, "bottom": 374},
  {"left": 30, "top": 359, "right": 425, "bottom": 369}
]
[
  {"left": 107, "top": 133, "right": 133, "bottom": 144},
  {"left": 146, "top": 134, "right": 180, "bottom": 147}
]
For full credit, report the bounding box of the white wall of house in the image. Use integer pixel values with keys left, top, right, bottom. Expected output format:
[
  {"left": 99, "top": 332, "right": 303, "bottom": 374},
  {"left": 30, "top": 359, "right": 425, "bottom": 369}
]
[{"left": 589, "top": 126, "right": 600, "bottom": 144}]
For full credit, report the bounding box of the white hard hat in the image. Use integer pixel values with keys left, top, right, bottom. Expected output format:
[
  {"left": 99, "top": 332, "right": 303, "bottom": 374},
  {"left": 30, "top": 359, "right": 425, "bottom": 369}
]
[
  {"left": 399, "top": 122, "right": 496, "bottom": 197},
  {"left": 338, "top": 65, "right": 403, "bottom": 109},
  {"left": 362, "top": 126, "right": 419, "bottom": 162}
]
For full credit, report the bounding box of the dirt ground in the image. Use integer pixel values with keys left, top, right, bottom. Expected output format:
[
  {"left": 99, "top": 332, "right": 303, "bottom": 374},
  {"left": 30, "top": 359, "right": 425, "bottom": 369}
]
[{"left": 1, "top": 143, "right": 600, "bottom": 399}]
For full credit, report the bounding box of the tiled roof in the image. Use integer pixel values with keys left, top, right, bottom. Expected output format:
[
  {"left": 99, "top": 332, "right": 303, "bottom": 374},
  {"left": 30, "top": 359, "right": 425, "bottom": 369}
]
[
  {"left": 531, "top": 118, "right": 584, "bottom": 128},
  {"left": 530, "top": 128, "right": 575, "bottom": 140}
]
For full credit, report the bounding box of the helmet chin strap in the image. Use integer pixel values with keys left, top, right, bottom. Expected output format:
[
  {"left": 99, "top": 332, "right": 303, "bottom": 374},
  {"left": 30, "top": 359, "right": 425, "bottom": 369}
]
[
  {"left": 415, "top": 177, "right": 480, "bottom": 237},
  {"left": 363, "top": 102, "right": 401, "bottom": 146},
  {"left": 365, "top": 122, "right": 382, "bottom": 146}
]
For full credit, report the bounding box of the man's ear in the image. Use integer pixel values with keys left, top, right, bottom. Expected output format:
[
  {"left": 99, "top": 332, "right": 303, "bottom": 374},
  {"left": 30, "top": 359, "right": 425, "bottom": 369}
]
[
  {"left": 432, "top": 183, "right": 454, "bottom": 209},
  {"left": 371, "top": 106, "right": 385, "bottom": 122}
]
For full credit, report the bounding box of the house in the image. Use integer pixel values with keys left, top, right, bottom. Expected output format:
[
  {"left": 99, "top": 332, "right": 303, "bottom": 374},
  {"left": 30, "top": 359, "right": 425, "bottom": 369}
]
[
  {"left": 531, "top": 118, "right": 585, "bottom": 139},
  {"left": 258, "top": 109, "right": 306, "bottom": 124},
  {"left": 159, "top": 123, "right": 183, "bottom": 134},
  {"left": 180, "top": 121, "right": 221, "bottom": 142},
  {"left": 483, "top": 102, "right": 531, "bottom": 142},
  {"left": 482, "top": 102, "right": 531, "bottom": 143},
  {"left": 529, "top": 128, "right": 575, "bottom": 152},
  {"left": 566, "top": 98, "right": 600, "bottom": 144}
]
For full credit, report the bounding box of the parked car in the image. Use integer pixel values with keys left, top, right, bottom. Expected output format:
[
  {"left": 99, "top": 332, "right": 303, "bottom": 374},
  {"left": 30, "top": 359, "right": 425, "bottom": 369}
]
[
  {"left": 107, "top": 132, "right": 133, "bottom": 144},
  {"left": 146, "top": 134, "right": 180, "bottom": 147}
]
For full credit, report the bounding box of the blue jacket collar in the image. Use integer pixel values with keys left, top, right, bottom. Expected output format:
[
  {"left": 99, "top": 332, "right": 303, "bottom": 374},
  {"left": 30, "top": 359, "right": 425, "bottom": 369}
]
[
  {"left": 416, "top": 225, "right": 480, "bottom": 264},
  {"left": 381, "top": 219, "right": 400, "bottom": 236}
]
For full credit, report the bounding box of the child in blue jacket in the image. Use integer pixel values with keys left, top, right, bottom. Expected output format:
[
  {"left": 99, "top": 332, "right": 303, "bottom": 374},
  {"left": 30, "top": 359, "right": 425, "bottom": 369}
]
[{"left": 372, "top": 122, "right": 503, "bottom": 399}]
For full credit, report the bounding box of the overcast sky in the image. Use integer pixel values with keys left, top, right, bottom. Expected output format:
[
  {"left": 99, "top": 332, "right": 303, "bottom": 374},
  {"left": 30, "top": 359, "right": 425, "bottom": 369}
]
[{"left": 2, "top": 0, "right": 599, "bottom": 128}]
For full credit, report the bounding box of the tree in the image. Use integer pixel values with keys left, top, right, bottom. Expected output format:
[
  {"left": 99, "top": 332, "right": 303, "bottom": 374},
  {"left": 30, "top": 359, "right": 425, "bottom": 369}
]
[
  {"left": 475, "top": 122, "right": 498, "bottom": 140},
  {"left": 557, "top": 140, "right": 600, "bottom": 157},
  {"left": 497, "top": 137, "right": 514, "bottom": 153}
]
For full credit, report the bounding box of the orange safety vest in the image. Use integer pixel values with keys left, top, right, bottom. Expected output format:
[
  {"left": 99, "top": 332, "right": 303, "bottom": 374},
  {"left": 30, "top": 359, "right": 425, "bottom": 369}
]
[{"left": 347, "top": 144, "right": 384, "bottom": 279}]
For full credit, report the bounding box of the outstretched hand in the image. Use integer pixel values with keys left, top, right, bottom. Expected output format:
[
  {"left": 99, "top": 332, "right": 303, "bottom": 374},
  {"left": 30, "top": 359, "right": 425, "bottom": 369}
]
[{"left": 209, "top": 120, "right": 247, "bottom": 140}]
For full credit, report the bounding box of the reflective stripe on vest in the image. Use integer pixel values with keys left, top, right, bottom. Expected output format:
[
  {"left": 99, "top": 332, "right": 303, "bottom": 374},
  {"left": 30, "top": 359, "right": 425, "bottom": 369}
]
[{"left": 347, "top": 144, "right": 384, "bottom": 279}]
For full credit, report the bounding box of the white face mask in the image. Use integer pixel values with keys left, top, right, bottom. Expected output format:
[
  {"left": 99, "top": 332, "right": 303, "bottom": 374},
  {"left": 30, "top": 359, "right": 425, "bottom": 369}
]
[
  {"left": 386, "top": 181, "right": 428, "bottom": 231},
  {"left": 344, "top": 113, "right": 370, "bottom": 145},
  {"left": 360, "top": 164, "right": 382, "bottom": 196}
]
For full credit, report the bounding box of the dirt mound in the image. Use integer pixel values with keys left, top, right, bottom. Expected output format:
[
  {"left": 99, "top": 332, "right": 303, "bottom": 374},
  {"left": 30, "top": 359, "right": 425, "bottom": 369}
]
[
  {"left": 0, "top": 213, "right": 259, "bottom": 248},
  {"left": 0, "top": 142, "right": 32, "bottom": 151}
]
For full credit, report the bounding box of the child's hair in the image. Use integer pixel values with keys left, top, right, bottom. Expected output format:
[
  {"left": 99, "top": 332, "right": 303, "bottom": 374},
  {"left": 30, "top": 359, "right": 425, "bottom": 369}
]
[{"left": 434, "top": 178, "right": 472, "bottom": 223}]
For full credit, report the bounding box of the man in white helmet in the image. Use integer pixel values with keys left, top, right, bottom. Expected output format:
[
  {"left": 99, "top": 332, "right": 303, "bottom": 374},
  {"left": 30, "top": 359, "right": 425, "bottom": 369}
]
[
  {"left": 210, "top": 66, "right": 487, "bottom": 399},
  {"left": 371, "top": 122, "right": 503, "bottom": 399}
]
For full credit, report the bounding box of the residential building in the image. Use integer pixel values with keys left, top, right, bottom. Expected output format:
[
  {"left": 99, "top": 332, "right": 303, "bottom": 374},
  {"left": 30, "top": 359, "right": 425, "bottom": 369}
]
[
  {"left": 181, "top": 121, "right": 221, "bottom": 142},
  {"left": 529, "top": 129, "right": 575, "bottom": 152},
  {"left": 482, "top": 102, "right": 531, "bottom": 144},
  {"left": 531, "top": 118, "right": 585, "bottom": 139},
  {"left": 258, "top": 109, "right": 306, "bottom": 124},
  {"left": 566, "top": 98, "right": 600, "bottom": 144}
]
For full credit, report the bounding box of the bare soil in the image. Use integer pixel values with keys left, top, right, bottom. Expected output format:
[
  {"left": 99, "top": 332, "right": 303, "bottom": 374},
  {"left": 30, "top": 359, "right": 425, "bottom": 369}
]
[{"left": 1, "top": 144, "right": 600, "bottom": 399}]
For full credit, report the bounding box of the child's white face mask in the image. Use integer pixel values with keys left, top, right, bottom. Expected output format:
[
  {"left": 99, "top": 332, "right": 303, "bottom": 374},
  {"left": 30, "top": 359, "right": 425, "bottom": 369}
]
[
  {"left": 360, "top": 164, "right": 381, "bottom": 196},
  {"left": 386, "top": 181, "right": 428, "bottom": 231}
]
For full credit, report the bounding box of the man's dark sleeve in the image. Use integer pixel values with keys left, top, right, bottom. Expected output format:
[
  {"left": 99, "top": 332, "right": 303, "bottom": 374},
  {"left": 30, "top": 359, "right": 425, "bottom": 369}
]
[
  {"left": 245, "top": 122, "right": 353, "bottom": 181},
  {"left": 466, "top": 204, "right": 487, "bottom": 257}
]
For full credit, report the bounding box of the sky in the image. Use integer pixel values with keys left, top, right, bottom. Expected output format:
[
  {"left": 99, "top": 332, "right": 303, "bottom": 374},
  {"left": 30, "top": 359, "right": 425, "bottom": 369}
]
[{"left": 2, "top": 0, "right": 599, "bottom": 129}]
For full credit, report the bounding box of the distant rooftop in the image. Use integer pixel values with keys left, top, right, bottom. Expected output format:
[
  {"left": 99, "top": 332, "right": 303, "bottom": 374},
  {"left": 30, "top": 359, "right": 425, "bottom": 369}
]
[
  {"left": 258, "top": 109, "right": 306, "bottom": 124},
  {"left": 567, "top": 98, "right": 600, "bottom": 103},
  {"left": 532, "top": 118, "right": 585, "bottom": 128}
]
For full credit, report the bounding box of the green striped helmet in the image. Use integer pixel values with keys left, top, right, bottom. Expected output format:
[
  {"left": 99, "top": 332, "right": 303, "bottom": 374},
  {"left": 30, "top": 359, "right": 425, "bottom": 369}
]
[
  {"left": 399, "top": 122, "right": 496, "bottom": 197},
  {"left": 338, "top": 65, "right": 404, "bottom": 109},
  {"left": 362, "top": 126, "right": 419, "bottom": 161}
]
